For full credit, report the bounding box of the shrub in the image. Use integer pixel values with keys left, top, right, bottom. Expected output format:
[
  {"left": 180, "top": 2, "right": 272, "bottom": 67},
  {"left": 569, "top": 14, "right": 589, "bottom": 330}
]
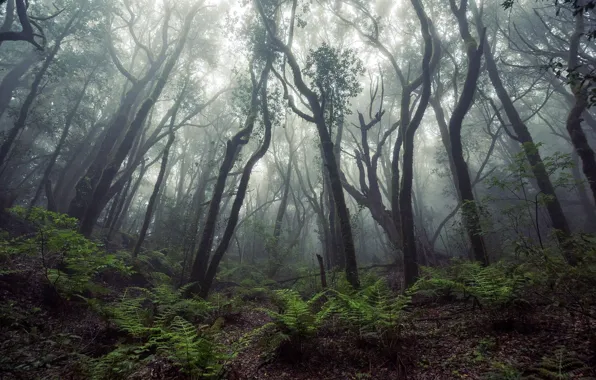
[{"left": 6, "top": 207, "right": 132, "bottom": 298}]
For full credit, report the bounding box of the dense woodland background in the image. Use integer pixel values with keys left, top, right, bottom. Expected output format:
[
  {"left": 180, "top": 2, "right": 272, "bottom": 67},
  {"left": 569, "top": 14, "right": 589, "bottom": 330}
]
[{"left": 1, "top": 0, "right": 596, "bottom": 378}]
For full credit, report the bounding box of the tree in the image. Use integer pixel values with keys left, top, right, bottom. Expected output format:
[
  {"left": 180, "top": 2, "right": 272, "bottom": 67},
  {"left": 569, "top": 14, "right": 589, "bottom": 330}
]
[
  {"left": 189, "top": 57, "right": 273, "bottom": 296},
  {"left": 470, "top": 0, "right": 576, "bottom": 264},
  {"left": 132, "top": 101, "right": 179, "bottom": 257},
  {"left": 256, "top": 0, "right": 362, "bottom": 288},
  {"left": 447, "top": 0, "right": 488, "bottom": 265}
]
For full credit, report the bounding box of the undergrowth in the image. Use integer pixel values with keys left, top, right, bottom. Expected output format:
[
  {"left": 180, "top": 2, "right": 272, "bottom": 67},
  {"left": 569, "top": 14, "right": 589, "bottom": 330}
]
[
  {"left": 93, "top": 284, "right": 225, "bottom": 379},
  {"left": 3, "top": 207, "right": 132, "bottom": 298}
]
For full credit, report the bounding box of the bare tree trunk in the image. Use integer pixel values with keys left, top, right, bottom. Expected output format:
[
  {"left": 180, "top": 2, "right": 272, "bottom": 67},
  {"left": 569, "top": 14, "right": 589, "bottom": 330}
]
[
  {"left": 448, "top": 0, "right": 488, "bottom": 265},
  {"left": 267, "top": 155, "right": 292, "bottom": 277},
  {"left": 316, "top": 254, "right": 327, "bottom": 288},
  {"left": 190, "top": 61, "right": 271, "bottom": 289},
  {"left": 44, "top": 179, "right": 56, "bottom": 212},
  {"left": 0, "top": 52, "right": 37, "bottom": 120},
  {"left": 399, "top": 0, "right": 436, "bottom": 288},
  {"left": 113, "top": 162, "right": 148, "bottom": 234},
  {"left": 256, "top": 1, "right": 359, "bottom": 288},
  {"left": 67, "top": 10, "right": 175, "bottom": 221},
  {"left": 133, "top": 122, "right": 176, "bottom": 257},
  {"left": 198, "top": 82, "right": 274, "bottom": 298},
  {"left": 78, "top": 7, "right": 199, "bottom": 237},
  {"left": 571, "top": 152, "right": 596, "bottom": 231},
  {"left": 53, "top": 121, "right": 104, "bottom": 212}
]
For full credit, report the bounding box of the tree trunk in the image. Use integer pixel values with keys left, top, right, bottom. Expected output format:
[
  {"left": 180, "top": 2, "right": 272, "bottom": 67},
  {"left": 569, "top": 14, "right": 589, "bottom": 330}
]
[
  {"left": 571, "top": 152, "right": 596, "bottom": 231},
  {"left": 399, "top": 0, "right": 436, "bottom": 289},
  {"left": 0, "top": 10, "right": 79, "bottom": 172},
  {"left": 133, "top": 124, "right": 176, "bottom": 257},
  {"left": 448, "top": 0, "right": 488, "bottom": 265},
  {"left": 190, "top": 62, "right": 271, "bottom": 289},
  {"left": 267, "top": 156, "right": 292, "bottom": 277},
  {"left": 78, "top": 7, "right": 199, "bottom": 236},
  {"left": 316, "top": 254, "right": 327, "bottom": 288},
  {"left": 566, "top": 11, "right": 596, "bottom": 211},
  {"left": 198, "top": 83, "right": 274, "bottom": 298},
  {"left": 114, "top": 161, "right": 148, "bottom": 234},
  {"left": 0, "top": 52, "right": 37, "bottom": 120}
]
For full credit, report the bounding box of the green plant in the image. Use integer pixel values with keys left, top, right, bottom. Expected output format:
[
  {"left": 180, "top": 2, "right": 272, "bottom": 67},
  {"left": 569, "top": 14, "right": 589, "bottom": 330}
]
[
  {"left": 135, "top": 250, "right": 182, "bottom": 284},
  {"left": 523, "top": 347, "right": 591, "bottom": 379},
  {"left": 320, "top": 279, "right": 410, "bottom": 354},
  {"left": 471, "top": 337, "right": 497, "bottom": 363},
  {"left": 7, "top": 207, "right": 132, "bottom": 298},
  {"left": 412, "top": 259, "right": 529, "bottom": 310},
  {"left": 93, "top": 284, "right": 223, "bottom": 379},
  {"left": 250, "top": 289, "right": 325, "bottom": 359},
  {"left": 513, "top": 235, "right": 596, "bottom": 321}
]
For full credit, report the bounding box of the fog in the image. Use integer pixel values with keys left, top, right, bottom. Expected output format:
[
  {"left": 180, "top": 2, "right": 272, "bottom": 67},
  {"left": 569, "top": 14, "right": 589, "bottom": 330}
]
[{"left": 1, "top": 0, "right": 595, "bottom": 292}]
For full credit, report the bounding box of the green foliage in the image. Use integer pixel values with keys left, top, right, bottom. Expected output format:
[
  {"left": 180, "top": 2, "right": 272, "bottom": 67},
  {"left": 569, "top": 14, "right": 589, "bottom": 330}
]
[
  {"left": 11, "top": 206, "right": 79, "bottom": 229},
  {"left": 484, "top": 146, "right": 576, "bottom": 243},
  {"left": 259, "top": 289, "right": 325, "bottom": 355},
  {"left": 328, "top": 270, "right": 385, "bottom": 295},
  {"left": 304, "top": 43, "right": 365, "bottom": 124},
  {"left": 135, "top": 250, "right": 181, "bottom": 285},
  {"left": 516, "top": 235, "right": 596, "bottom": 320},
  {"left": 321, "top": 279, "right": 410, "bottom": 352},
  {"left": 487, "top": 144, "right": 574, "bottom": 197},
  {"left": 6, "top": 207, "right": 132, "bottom": 298},
  {"left": 413, "top": 259, "right": 529, "bottom": 309},
  {"left": 523, "top": 347, "right": 592, "bottom": 379},
  {"left": 93, "top": 284, "right": 223, "bottom": 379},
  {"left": 234, "top": 286, "right": 273, "bottom": 303},
  {"left": 109, "top": 284, "right": 214, "bottom": 331}
]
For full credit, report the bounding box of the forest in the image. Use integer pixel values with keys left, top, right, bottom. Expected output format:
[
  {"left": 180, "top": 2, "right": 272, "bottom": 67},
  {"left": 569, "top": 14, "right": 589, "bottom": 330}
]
[{"left": 1, "top": 0, "right": 596, "bottom": 378}]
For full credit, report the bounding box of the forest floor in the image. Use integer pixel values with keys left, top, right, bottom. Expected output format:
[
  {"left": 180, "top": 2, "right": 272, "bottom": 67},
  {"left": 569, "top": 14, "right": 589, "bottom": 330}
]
[{"left": 1, "top": 250, "right": 595, "bottom": 380}]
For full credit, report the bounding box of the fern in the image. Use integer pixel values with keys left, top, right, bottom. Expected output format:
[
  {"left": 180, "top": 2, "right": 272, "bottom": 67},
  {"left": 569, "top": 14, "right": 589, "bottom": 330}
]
[
  {"left": 321, "top": 279, "right": 410, "bottom": 352},
  {"left": 413, "top": 259, "right": 529, "bottom": 309},
  {"left": 94, "top": 284, "right": 224, "bottom": 379},
  {"left": 91, "top": 345, "right": 143, "bottom": 380},
  {"left": 251, "top": 289, "right": 325, "bottom": 358},
  {"left": 523, "top": 347, "right": 593, "bottom": 379}
]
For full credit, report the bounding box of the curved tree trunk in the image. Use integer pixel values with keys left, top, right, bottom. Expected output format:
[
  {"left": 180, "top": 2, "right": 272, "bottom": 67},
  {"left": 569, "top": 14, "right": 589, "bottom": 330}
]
[
  {"left": 199, "top": 82, "right": 274, "bottom": 298},
  {"left": 29, "top": 69, "right": 95, "bottom": 210},
  {"left": 448, "top": 0, "right": 488, "bottom": 265},
  {"left": 190, "top": 61, "right": 271, "bottom": 289},
  {"left": 78, "top": 7, "right": 199, "bottom": 237},
  {"left": 0, "top": 52, "right": 38, "bottom": 120}
]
